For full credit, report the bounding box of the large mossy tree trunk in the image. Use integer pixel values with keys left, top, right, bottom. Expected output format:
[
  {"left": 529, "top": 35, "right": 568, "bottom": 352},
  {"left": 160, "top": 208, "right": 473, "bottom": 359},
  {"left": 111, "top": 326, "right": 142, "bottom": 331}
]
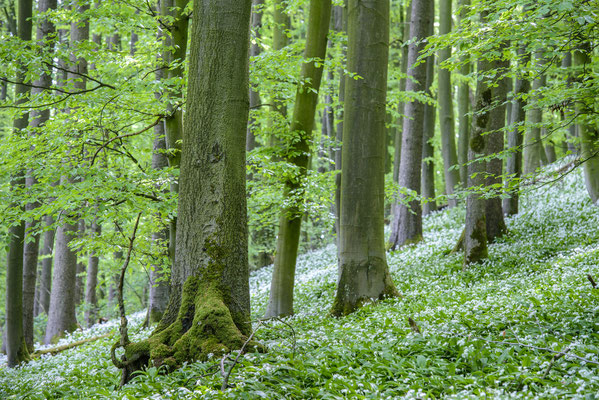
[
  {"left": 389, "top": 0, "right": 432, "bottom": 249},
  {"left": 265, "top": 0, "right": 332, "bottom": 318},
  {"left": 6, "top": 0, "right": 33, "bottom": 367},
  {"left": 503, "top": 48, "right": 531, "bottom": 216},
  {"left": 574, "top": 44, "right": 599, "bottom": 204},
  {"left": 332, "top": 0, "right": 398, "bottom": 317},
  {"left": 438, "top": 0, "right": 460, "bottom": 208},
  {"left": 122, "top": 0, "right": 252, "bottom": 383}
]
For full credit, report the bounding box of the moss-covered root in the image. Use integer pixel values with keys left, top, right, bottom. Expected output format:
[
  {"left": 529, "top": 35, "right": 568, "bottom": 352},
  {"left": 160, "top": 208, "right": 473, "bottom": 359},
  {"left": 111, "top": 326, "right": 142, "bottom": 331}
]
[
  {"left": 331, "top": 258, "right": 400, "bottom": 317},
  {"left": 121, "top": 276, "right": 249, "bottom": 385}
]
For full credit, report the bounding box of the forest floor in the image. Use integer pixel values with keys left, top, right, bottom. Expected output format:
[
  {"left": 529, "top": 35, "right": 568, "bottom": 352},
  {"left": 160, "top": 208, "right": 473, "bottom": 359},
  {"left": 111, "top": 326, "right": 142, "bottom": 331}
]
[{"left": 1, "top": 160, "right": 599, "bottom": 399}]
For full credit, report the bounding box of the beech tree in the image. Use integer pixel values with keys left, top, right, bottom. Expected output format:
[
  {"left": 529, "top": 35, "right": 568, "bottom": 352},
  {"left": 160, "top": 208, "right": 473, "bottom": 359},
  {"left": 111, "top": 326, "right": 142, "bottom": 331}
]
[
  {"left": 389, "top": 0, "right": 433, "bottom": 249},
  {"left": 120, "top": 0, "right": 252, "bottom": 382},
  {"left": 265, "top": 0, "right": 332, "bottom": 318},
  {"left": 332, "top": 0, "right": 398, "bottom": 316}
]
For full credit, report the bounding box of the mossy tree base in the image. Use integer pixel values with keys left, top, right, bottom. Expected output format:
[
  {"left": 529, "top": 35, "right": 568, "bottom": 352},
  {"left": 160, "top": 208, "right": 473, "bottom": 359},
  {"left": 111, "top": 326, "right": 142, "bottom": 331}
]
[
  {"left": 121, "top": 276, "right": 249, "bottom": 385},
  {"left": 331, "top": 258, "right": 400, "bottom": 317}
]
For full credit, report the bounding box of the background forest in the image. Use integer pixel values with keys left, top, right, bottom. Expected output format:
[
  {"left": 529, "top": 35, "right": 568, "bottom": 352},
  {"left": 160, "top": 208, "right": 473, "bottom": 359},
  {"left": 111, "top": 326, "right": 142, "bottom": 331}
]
[{"left": 1, "top": 0, "right": 599, "bottom": 398}]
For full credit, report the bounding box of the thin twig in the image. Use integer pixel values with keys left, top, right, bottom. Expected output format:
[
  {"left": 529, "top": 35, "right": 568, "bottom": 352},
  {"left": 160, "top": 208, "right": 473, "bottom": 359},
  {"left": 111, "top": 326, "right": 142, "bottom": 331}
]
[{"left": 221, "top": 322, "right": 262, "bottom": 391}]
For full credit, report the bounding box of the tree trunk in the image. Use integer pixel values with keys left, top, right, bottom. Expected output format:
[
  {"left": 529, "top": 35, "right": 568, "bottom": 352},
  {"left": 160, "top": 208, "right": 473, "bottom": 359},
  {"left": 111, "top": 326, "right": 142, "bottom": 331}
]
[
  {"left": 421, "top": 22, "right": 436, "bottom": 216},
  {"left": 437, "top": 0, "right": 460, "bottom": 207},
  {"left": 389, "top": 0, "right": 432, "bottom": 249},
  {"left": 36, "top": 215, "right": 55, "bottom": 316},
  {"left": 45, "top": 5, "right": 89, "bottom": 343},
  {"left": 6, "top": 0, "right": 33, "bottom": 368},
  {"left": 523, "top": 53, "right": 546, "bottom": 175},
  {"left": 456, "top": 0, "right": 471, "bottom": 184},
  {"left": 122, "top": 0, "right": 252, "bottom": 382},
  {"left": 503, "top": 48, "right": 531, "bottom": 216},
  {"left": 332, "top": 0, "right": 398, "bottom": 316},
  {"left": 246, "top": 0, "right": 264, "bottom": 152},
  {"left": 484, "top": 53, "right": 509, "bottom": 242},
  {"left": 265, "top": 0, "right": 332, "bottom": 318},
  {"left": 574, "top": 44, "right": 599, "bottom": 204},
  {"left": 333, "top": 2, "right": 346, "bottom": 242},
  {"left": 84, "top": 221, "right": 101, "bottom": 327},
  {"left": 561, "top": 53, "right": 578, "bottom": 155},
  {"left": 75, "top": 219, "right": 86, "bottom": 305}
]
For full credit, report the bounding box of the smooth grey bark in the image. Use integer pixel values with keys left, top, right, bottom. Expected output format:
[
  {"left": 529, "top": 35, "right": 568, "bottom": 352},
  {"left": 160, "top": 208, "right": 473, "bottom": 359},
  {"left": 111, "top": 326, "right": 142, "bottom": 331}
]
[
  {"left": 24, "top": 0, "right": 57, "bottom": 345},
  {"left": 523, "top": 53, "right": 546, "bottom": 175},
  {"left": 265, "top": 0, "right": 332, "bottom": 318},
  {"left": 45, "top": 5, "right": 89, "bottom": 344},
  {"left": 544, "top": 137, "right": 556, "bottom": 163},
  {"left": 437, "top": 0, "right": 460, "bottom": 207},
  {"left": 503, "top": 48, "right": 531, "bottom": 216},
  {"left": 6, "top": 0, "right": 33, "bottom": 367},
  {"left": 84, "top": 221, "right": 100, "bottom": 327},
  {"left": 246, "top": 0, "right": 265, "bottom": 152},
  {"left": 161, "top": 0, "right": 189, "bottom": 269},
  {"left": 331, "top": 0, "right": 398, "bottom": 317},
  {"left": 574, "top": 44, "right": 599, "bottom": 204},
  {"left": 561, "top": 53, "right": 578, "bottom": 155},
  {"left": 148, "top": 107, "right": 170, "bottom": 324},
  {"left": 421, "top": 24, "right": 436, "bottom": 216},
  {"left": 485, "top": 53, "right": 509, "bottom": 242},
  {"left": 457, "top": 0, "right": 471, "bottom": 184},
  {"left": 36, "top": 215, "right": 55, "bottom": 316},
  {"left": 389, "top": 0, "right": 433, "bottom": 249},
  {"left": 120, "top": 1, "right": 253, "bottom": 382},
  {"left": 333, "top": 3, "right": 346, "bottom": 241},
  {"left": 392, "top": 0, "right": 411, "bottom": 185},
  {"left": 75, "top": 219, "right": 86, "bottom": 305}
]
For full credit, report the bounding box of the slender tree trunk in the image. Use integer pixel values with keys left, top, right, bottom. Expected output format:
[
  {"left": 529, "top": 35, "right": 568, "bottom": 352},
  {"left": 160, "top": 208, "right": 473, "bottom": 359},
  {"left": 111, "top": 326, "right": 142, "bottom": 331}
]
[
  {"left": 123, "top": 0, "right": 252, "bottom": 382},
  {"left": 333, "top": 2, "right": 346, "bottom": 241},
  {"left": 36, "top": 215, "right": 55, "bottom": 315},
  {"left": 265, "top": 0, "right": 332, "bottom": 318},
  {"left": 45, "top": 4, "right": 89, "bottom": 344},
  {"left": 246, "top": 0, "right": 264, "bottom": 152},
  {"left": 332, "top": 0, "right": 398, "bottom": 317},
  {"left": 6, "top": 0, "right": 33, "bottom": 368},
  {"left": 561, "top": 53, "right": 578, "bottom": 155},
  {"left": 75, "top": 219, "right": 86, "bottom": 304},
  {"left": 389, "top": 0, "right": 432, "bottom": 249},
  {"left": 438, "top": 0, "right": 460, "bottom": 207},
  {"left": 84, "top": 221, "right": 100, "bottom": 327},
  {"left": 161, "top": 0, "right": 190, "bottom": 268},
  {"left": 485, "top": 53, "right": 509, "bottom": 242},
  {"left": 574, "top": 44, "right": 599, "bottom": 204},
  {"left": 392, "top": 0, "right": 411, "bottom": 185},
  {"left": 503, "top": 48, "right": 531, "bottom": 216},
  {"left": 523, "top": 53, "right": 546, "bottom": 175},
  {"left": 457, "top": 0, "right": 471, "bottom": 184},
  {"left": 421, "top": 23, "right": 436, "bottom": 216}
]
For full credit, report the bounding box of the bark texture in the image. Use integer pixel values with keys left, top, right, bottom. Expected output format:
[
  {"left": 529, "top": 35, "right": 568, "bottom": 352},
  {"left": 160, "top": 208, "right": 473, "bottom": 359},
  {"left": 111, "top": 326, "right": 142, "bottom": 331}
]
[
  {"left": 421, "top": 20, "right": 436, "bottom": 216},
  {"left": 389, "top": 0, "right": 432, "bottom": 249},
  {"left": 438, "top": 0, "right": 460, "bottom": 207},
  {"left": 523, "top": 54, "right": 546, "bottom": 175},
  {"left": 84, "top": 221, "right": 101, "bottom": 327},
  {"left": 265, "top": 0, "right": 332, "bottom": 318},
  {"left": 503, "top": 48, "right": 531, "bottom": 216},
  {"left": 485, "top": 53, "right": 509, "bottom": 242},
  {"left": 122, "top": 0, "right": 252, "bottom": 381},
  {"left": 246, "top": 0, "right": 265, "bottom": 152},
  {"left": 36, "top": 216, "right": 55, "bottom": 316},
  {"left": 6, "top": 0, "right": 33, "bottom": 367},
  {"left": 332, "top": 0, "right": 398, "bottom": 317},
  {"left": 457, "top": 0, "right": 471, "bottom": 184}
]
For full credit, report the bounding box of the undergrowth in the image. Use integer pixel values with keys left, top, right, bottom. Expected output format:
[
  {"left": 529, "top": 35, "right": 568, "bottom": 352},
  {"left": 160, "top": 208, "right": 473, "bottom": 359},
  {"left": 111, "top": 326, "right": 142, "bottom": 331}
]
[{"left": 1, "top": 163, "right": 598, "bottom": 399}]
